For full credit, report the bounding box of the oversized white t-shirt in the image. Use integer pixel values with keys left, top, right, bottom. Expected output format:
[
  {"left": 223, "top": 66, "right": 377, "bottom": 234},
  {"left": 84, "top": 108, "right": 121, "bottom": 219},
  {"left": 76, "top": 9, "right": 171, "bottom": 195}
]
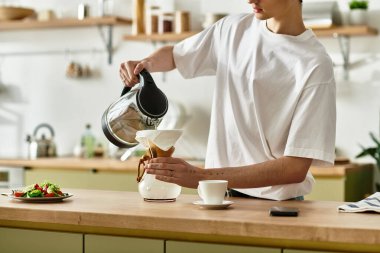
[{"left": 173, "top": 14, "right": 336, "bottom": 200}]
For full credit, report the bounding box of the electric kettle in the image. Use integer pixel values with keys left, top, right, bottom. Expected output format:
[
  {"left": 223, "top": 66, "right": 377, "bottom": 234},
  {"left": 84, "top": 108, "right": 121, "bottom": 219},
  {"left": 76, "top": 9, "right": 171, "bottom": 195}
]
[{"left": 102, "top": 69, "right": 169, "bottom": 148}]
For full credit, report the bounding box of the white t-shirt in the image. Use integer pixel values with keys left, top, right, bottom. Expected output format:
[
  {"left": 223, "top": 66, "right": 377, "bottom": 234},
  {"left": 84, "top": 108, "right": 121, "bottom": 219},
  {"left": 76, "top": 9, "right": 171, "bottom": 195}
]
[{"left": 173, "top": 14, "right": 336, "bottom": 200}]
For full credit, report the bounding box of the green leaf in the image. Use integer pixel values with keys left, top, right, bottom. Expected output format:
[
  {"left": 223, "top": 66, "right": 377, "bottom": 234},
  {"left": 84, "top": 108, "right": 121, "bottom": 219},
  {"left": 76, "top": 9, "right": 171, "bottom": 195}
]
[
  {"left": 369, "top": 132, "right": 380, "bottom": 146},
  {"left": 27, "top": 189, "right": 42, "bottom": 198},
  {"left": 349, "top": 0, "right": 368, "bottom": 9},
  {"left": 356, "top": 147, "right": 377, "bottom": 159}
]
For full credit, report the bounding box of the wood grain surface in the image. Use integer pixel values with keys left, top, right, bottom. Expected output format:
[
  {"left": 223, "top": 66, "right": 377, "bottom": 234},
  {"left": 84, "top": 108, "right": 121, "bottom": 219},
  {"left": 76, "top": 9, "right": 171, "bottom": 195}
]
[{"left": 0, "top": 189, "right": 379, "bottom": 252}]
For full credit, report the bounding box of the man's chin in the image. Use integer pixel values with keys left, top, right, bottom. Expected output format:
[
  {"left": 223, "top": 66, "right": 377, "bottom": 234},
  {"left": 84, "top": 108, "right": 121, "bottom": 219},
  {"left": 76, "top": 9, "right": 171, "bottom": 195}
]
[{"left": 254, "top": 13, "right": 269, "bottom": 20}]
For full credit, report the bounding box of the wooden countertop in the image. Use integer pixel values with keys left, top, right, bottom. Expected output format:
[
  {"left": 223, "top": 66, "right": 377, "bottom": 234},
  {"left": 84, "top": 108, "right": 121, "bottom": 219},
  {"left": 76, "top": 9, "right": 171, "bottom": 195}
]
[
  {"left": 0, "top": 157, "right": 373, "bottom": 177},
  {"left": 0, "top": 189, "right": 379, "bottom": 252},
  {"left": 0, "top": 157, "right": 140, "bottom": 172}
]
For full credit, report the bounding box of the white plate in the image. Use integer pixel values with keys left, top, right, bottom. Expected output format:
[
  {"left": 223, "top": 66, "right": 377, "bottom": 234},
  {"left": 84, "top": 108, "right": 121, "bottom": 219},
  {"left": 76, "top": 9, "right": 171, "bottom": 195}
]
[
  {"left": 1, "top": 193, "right": 73, "bottom": 203},
  {"left": 193, "top": 200, "right": 233, "bottom": 210}
]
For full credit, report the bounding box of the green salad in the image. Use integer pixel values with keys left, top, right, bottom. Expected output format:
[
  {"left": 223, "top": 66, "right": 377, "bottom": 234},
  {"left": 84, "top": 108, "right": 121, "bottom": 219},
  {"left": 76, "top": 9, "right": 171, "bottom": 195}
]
[{"left": 14, "top": 181, "right": 64, "bottom": 198}]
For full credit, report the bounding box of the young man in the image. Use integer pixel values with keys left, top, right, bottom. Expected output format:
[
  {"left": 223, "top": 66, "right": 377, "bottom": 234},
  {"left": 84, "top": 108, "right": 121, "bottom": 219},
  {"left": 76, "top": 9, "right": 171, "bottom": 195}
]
[{"left": 119, "top": 0, "right": 336, "bottom": 200}]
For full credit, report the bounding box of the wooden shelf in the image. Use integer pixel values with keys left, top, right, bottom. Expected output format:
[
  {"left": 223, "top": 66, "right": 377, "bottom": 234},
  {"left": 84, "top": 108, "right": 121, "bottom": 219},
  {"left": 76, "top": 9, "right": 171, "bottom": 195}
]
[
  {"left": 123, "top": 25, "right": 378, "bottom": 43},
  {"left": 124, "top": 31, "right": 199, "bottom": 42},
  {"left": 0, "top": 16, "right": 132, "bottom": 31},
  {"left": 0, "top": 16, "right": 132, "bottom": 64},
  {"left": 312, "top": 25, "right": 378, "bottom": 37}
]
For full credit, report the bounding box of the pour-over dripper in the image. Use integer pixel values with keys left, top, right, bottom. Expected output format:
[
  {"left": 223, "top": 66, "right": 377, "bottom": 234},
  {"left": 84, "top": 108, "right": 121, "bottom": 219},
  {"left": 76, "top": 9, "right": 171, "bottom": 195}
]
[
  {"left": 135, "top": 129, "right": 182, "bottom": 151},
  {"left": 136, "top": 129, "right": 182, "bottom": 182},
  {"left": 135, "top": 129, "right": 183, "bottom": 202}
]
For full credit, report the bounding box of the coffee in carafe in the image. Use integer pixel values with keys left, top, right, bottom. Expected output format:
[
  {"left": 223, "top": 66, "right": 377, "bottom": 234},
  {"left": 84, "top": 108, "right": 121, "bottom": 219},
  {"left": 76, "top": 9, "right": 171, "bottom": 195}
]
[{"left": 135, "top": 129, "right": 182, "bottom": 202}]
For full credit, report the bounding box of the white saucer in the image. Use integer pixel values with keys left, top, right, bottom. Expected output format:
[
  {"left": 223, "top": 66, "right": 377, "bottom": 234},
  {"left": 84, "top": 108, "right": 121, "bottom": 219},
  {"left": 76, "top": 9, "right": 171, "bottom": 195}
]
[{"left": 193, "top": 200, "right": 233, "bottom": 210}]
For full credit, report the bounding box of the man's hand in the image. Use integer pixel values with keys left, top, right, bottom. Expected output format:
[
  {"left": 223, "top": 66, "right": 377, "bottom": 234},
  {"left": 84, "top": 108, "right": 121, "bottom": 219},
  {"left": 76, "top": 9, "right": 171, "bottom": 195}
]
[
  {"left": 119, "top": 46, "right": 175, "bottom": 87},
  {"left": 145, "top": 157, "right": 205, "bottom": 189},
  {"left": 119, "top": 59, "right": 152, "bottom": 87},
  {"left": 144, "top": 156, "right": 312, "bottom": 190}
]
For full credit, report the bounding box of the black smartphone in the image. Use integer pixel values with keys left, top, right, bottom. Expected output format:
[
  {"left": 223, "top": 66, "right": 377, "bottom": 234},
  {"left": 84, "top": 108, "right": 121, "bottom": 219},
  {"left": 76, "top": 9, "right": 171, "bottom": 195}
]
[{"left": 269, "top": 206, "right": 299, "bottom": 217}]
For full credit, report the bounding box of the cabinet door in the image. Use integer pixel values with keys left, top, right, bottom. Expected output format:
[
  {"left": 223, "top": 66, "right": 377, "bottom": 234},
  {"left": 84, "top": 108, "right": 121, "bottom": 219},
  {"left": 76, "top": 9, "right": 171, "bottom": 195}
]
[
  {"left": 25, "top": 168, "right": 138, "bottom": 191},
  {"left": 85, "top": 234, "right": 164, "bottom": 253},
  {"left": 345, "top": 167, "right": 373, "bottom": 202},
  {"left": 305, "top": 178, "right": 345, "bottom": 201},
  {"left": 166, "top": 241, "right": 281, "bottom": 253},
  {"left": 0, "top": 227, "right": 82, "bottom": 253},
  {"left": 306, "top": 164, "right": 374, "bottom": 202},
  {"left": 284, "top": 249, "right": 343, "bottom": 253}
]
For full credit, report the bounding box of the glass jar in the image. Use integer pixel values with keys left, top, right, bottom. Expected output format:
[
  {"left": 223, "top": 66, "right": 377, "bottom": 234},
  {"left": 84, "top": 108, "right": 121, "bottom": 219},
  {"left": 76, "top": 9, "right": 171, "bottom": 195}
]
[{"left": 158, "top": 12, "right": 174, "bottom": 34}]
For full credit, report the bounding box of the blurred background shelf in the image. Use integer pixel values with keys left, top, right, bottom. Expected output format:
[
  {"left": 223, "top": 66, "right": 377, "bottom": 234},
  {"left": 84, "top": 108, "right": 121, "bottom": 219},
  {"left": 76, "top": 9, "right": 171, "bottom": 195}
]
[
  {"left": 123, "top": 31, "right": 199, "bottom": 42},
  {"left": 122, "top": 26, "right": 378, "bottom": 43},
  {"left": 0, "top": 16, "right": 132, "bottom": 64},
  {"left": 312, "top": 25, "right": 378, "bottom": 37},
  {"left": 0, "top": 16, "right": 131, "bottom": 31}
]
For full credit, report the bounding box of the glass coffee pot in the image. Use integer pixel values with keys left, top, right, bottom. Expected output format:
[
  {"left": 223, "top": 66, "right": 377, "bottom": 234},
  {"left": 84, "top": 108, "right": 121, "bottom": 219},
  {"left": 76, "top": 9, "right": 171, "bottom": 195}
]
[
  {"left": 101, "top": 69, "right": 168, "bottom": 148},
  {"left": 135, "top": 129, "right": 182, "bottom": 202}
]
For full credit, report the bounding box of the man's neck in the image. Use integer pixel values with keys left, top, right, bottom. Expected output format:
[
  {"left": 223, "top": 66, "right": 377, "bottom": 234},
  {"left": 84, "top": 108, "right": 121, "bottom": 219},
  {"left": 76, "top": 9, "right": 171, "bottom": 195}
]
[
  {"left": 265, "top": 5, "right": 306, "bottom": 36},
  {"left": 266, "top": 18, "right": 306, "bottom": 36}
]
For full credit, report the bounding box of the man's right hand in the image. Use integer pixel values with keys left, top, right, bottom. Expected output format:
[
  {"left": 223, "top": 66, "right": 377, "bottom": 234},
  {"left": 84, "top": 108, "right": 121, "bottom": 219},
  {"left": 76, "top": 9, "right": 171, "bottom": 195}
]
[
  {"left": 119, "top": 59, "right": 152, "bottom": 87},
  {"left": 119, "top": 46, "right": 176, "bottom": 87}
]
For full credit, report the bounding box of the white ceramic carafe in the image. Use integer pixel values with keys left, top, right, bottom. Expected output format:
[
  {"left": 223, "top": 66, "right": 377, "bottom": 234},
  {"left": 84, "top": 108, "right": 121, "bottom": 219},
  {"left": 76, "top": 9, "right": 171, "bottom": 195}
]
[
  {"left": 135, "top": 129, "right": 182, "bottom": 202},
  {"left": 138, "top": 174, "right": 181, "bottom": 201}
]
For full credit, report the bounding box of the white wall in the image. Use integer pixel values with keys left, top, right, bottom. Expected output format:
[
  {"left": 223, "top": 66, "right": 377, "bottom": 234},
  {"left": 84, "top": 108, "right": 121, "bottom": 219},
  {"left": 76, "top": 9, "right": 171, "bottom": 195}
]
[{"left": 0, "top": 0, "right": 379, "bottom": 164}]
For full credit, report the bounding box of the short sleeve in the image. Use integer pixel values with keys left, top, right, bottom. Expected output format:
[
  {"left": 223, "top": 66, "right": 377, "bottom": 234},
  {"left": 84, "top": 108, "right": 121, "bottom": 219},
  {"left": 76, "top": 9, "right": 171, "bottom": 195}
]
[
  {"left": 173, "top": 21, "right": 221, "bottom": 79},
  {"left": 284, "top": 81, "right": 336, "bottom": 166}
]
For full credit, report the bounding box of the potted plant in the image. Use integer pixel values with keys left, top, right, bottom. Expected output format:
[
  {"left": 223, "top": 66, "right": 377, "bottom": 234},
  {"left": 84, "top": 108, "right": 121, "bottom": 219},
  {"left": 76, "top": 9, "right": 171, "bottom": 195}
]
[
  {"left": 349, "top": 0, "right": 368, "bottom": 25},
  {"left": 356, "top": 132, "right": 380, "bottom": 192}
]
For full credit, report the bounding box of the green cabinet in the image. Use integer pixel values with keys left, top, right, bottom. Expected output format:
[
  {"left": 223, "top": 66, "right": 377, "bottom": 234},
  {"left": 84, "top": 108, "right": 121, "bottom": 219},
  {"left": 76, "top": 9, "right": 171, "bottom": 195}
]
[
  {"left": 306, "top": 164, "right": 373, "bottom": 202},
  {"left": 306, "top": 177, "right": 345, "bottom": 201},
  {"left": 166, "top": 241, "right": 281, "bottom": 253},
  {"left": 0, "top": 227, "right": 82, "bottom": 253},
  {"left": 0, "top": 228, "right": 357, "bottom": 253},
  {"left": 284, "top": 249, "right": 343, "bottom": 253},
  {"left": 25, "top": 168, "right": 138, "bottom": 191},
  {"left": 85, "top": 234, "right": 164, "bottom": 253}
]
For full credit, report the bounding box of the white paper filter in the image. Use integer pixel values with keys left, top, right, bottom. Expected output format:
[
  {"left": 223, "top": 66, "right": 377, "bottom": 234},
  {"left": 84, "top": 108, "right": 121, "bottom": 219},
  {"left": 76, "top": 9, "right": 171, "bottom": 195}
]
[{"left": 135, "top": 130, "right": 182, "bottom": 151}]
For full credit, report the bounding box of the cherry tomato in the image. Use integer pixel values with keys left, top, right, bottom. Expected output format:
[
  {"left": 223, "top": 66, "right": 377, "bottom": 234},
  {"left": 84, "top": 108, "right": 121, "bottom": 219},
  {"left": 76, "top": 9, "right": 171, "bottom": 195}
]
[
  {"left": 14, "top": 192, "right": 25, "bottom": 197},
  {"left": 44, "top": 193, "right": 55, "bottom": 197}
]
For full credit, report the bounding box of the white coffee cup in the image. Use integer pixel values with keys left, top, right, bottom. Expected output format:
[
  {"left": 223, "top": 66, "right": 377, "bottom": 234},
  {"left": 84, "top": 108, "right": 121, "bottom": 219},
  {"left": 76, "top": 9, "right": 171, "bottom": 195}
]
[{"left": 197, "top": 180, "right": 228, "bottom": 205}]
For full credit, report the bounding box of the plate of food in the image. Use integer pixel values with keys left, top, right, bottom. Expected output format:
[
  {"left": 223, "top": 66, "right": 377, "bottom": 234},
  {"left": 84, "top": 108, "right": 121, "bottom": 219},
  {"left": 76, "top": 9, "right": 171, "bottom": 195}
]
[{"left": 1, "top": 181, "right": 73, "bottom": 203}]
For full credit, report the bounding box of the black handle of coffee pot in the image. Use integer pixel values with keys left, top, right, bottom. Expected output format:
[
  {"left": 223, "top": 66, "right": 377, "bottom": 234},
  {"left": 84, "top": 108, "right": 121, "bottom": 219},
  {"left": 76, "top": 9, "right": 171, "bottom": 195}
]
[
  {"left": 138, "top": 69, "right": 156, "bottom": 88},
  {"left": 121, "top": 86, "right": 131, "bottom": 96},
  {"left": 137, "top": 69, "right": 168, "bottom": 119},
  {"left": 120, "top": 69, "right": 155, "bottom": 97}
]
